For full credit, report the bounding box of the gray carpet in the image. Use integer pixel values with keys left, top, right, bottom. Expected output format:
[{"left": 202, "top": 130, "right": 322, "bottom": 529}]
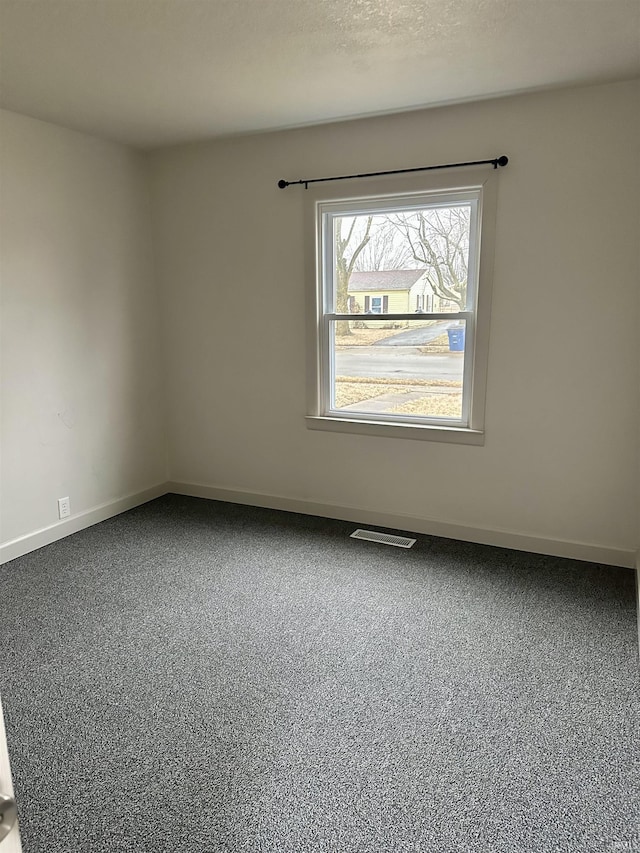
[{"left": 1, "top": 494, "right": 638, "bottom": 853}]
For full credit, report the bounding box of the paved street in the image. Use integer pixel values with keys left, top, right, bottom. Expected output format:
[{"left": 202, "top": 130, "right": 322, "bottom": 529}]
[{"left": 335, "top": 346, "right": 464, "bottom": 381}]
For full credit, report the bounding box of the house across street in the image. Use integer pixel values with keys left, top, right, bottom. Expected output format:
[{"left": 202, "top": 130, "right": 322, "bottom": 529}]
[{"left": 347, "top": 269, "right": 457, "bottom": 316}]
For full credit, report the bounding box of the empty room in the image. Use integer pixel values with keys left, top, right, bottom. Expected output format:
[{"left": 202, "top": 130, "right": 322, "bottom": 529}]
[{"left": 1, "top": 1, "right": 639, "bottom": 851}]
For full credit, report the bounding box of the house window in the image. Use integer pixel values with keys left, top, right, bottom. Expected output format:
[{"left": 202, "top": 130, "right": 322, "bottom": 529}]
[{"left": 305, "top": 169, "right": 498, "bottom": 444}]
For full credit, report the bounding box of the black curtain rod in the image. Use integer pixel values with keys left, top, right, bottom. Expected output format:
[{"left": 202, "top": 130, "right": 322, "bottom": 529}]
[{"left": 277, "top": 155, "right": 508, "bottom": 189}]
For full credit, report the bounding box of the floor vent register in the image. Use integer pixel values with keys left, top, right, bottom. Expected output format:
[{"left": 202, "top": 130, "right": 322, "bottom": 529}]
[{"left": 350, "top": 529, "right": 416, "bottom": 549}]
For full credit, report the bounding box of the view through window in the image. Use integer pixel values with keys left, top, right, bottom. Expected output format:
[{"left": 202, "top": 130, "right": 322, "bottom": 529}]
[{"left": 319, "top": 191, "right": 480, "bottom": 428}]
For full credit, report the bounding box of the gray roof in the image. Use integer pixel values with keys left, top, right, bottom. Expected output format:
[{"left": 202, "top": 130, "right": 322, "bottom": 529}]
[{"left": 348, "top": 269, "right": 425, "bottom": 292}]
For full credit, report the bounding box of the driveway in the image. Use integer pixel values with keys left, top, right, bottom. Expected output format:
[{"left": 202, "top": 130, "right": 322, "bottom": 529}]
[{"left": 372, "top": 320, "right": 458, "bottom": 347}]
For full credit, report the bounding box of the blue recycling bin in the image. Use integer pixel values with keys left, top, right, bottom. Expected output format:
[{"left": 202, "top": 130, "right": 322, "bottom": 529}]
[{"left": 447, "top": 327, "right": 465, "bottom": 351}]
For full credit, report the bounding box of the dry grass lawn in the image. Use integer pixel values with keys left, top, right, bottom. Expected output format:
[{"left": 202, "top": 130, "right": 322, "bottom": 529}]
[
  {"left": 391, "top": 395, "right": 462, "bottom": 418},
  {"left": 335, "top": 382, "right": 400, "bottom": 407},
  {"left": 335, "top": 375, "right": 462, "bottom": 410},
  {"left": 337, "top": 375, "right": 462, "bottom": 389},
  {"left": 418, "top": 333, "right": 450, "bottom": 352}
]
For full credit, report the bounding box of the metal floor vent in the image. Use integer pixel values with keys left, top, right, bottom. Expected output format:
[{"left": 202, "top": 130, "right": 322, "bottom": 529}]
[{"left": 350, "top": 529, "right": 416, "bottom": 548}]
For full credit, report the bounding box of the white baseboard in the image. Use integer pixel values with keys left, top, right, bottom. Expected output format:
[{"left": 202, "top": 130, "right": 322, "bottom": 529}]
[
  {"left": 0, "top": 484, "right": 168, "bottom": 565},
  {"left": 2, "top": 479, "right": 635, "bottom": 571},
  {"left": 168, "top": 480, "right": 636, "bottom": 569}
]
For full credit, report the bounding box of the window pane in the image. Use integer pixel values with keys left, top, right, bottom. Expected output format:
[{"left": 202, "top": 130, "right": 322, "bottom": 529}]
[
  {"left": 331, "top": 319, "right": 466, "bottom": 420},
  {"left": 332, "top": 204, "right": 471, "bottom": 314}
]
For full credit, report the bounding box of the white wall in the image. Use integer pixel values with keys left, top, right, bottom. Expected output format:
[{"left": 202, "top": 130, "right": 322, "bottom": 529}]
[
  {"left": 1, "top": 110, "right": 167, "bottom": 548},
  {"left": 149, "top": 79, "right": 640, "bottom": 560}
]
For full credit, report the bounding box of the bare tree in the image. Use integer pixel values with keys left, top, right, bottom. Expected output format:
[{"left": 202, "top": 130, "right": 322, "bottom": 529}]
[
  {"left": 352, "top": 218, "right": 415, "bottom": 271},
  {"left": 334, "top": 215, "right": 373, "bottom": 335},
  {"left": 387, "top": 206, "right": 470, "bottom": 311}
]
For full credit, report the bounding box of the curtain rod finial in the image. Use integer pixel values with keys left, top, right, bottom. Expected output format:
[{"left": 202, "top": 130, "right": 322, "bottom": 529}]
[
  {"left": 277, "top": 179, "right": 288, "bottom": 189},
  {"left": 497, "top": 155, "right": 509, "bottom": 168}
]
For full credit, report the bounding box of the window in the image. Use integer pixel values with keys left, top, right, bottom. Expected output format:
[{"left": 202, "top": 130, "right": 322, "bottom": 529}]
[{"left": 305, "top": 169, "right": 498, "bottom": 444}]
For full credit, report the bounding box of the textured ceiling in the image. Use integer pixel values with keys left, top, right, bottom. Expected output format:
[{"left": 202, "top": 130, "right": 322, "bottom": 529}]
[{"left": 1, "top": 0, "right": 639, "bottom": 148}]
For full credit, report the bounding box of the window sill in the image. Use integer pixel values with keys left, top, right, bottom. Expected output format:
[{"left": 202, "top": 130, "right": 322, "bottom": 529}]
[{"left": 305, "top": 416, "right": 485, "bottom": 445}]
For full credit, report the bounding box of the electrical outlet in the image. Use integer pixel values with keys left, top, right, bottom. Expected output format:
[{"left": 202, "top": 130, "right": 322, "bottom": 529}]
[{"left": 57, "top": 497, "right": 71, "bottom": 519}]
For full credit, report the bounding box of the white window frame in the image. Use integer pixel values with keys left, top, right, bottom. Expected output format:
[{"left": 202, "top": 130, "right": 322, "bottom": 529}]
[{"left": 304, "top": 168, "right": 499, "bottom": 445}]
